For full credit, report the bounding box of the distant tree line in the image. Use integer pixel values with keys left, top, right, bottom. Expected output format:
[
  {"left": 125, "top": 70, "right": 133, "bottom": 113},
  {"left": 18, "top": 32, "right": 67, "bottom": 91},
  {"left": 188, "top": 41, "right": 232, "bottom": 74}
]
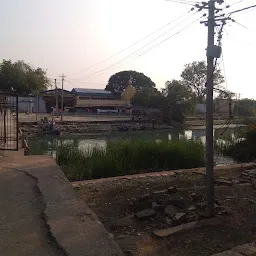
[{"left": 105, "top": 61, "right": 225, "bottom": 124}]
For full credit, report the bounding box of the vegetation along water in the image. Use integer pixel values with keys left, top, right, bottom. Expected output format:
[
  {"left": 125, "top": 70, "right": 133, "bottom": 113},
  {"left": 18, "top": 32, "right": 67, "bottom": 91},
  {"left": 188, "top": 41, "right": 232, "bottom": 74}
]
[{"left": 28, "top": 126, "right": 253, "bottom": 181}]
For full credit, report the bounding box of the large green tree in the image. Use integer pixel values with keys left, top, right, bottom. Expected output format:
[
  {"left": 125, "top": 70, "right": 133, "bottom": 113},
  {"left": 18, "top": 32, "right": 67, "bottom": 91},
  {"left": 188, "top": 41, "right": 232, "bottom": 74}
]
[
  {"left": 0, "top": 59, "right": 49, "bottom": 95},
  {"left": 105, "top": 70, "right": 156, "bottom": 92},
  {"left": 162, "top": 80, "right": 196, "bottom": 124},
  {"left": 181, "top": 61, "right": 224, "bottom": 103}
]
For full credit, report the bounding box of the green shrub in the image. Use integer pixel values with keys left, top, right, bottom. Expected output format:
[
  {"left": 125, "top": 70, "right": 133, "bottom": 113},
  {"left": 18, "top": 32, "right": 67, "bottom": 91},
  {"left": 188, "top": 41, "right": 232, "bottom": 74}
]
[
  {"left": 215, "top": 129, "right": 256, "bottom": 163},
  {"left": 56, "top": 140, "right": 205, "bottom": 181}
]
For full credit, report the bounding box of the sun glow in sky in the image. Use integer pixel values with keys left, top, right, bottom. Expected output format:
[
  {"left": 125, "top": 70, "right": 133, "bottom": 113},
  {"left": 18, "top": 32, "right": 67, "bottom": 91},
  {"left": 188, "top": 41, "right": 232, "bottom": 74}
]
[{"left": 1, "top": 0, "right": 255, "bottom": 98}]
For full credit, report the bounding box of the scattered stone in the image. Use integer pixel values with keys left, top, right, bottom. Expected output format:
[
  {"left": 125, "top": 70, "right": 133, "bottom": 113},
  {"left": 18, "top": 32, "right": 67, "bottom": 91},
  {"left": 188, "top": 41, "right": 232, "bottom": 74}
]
[
  {"left": 233, "top": 242, "right": 256, "bottom": 255},
  {"left": 188, "top": 206, "right": 196, "bottom": 212},
  {"left": 163, "top": 196, "right": 185, "bottom": 209},
  {"left": 164, "top": 205, "right": 179, "bottom": 217},
  {"left": 239, "top": 179, "right": 251, "bottom": 184},
  {"left": 168, "top": 186, "right": 177, "bottom": 194},
  {"left": 173, "top": 213, "right": 187, "bottom": 225},
  {"left": 135, "top": 209, "right": 156, "bottom": 220},
  {"left": 215, "top": 179, "right": 233, "bottom": 186},
  {"left": 152, "top": 202, "right": 163, "bottom": 211},
  {"left": 188, "top": 212, "right": 198, "bottom": 222},
  {"left": 232, "top": 180, "right": 240, "bottom": 185},
  {"left": 214, "top": 203, "right": 221, "bottom": 210},
  {"left": 166, "top": 218, "right": 172, "bottom": 225},
  {"left": 246, "top": 169, "right": 256, "bottom": 176},
  {"left": 153, "top": 189, "right": 168, "bottom": 195},
  {"left": 190, "top": 192, "right": 203, "bottom": 201},
  {"left": 196, "top": 201, "right": 207, "bottom": 209}
]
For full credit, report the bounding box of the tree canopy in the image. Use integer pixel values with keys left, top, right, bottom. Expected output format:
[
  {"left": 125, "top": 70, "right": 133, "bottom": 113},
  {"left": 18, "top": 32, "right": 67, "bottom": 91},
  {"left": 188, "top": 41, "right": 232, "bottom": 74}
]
[
  {"left": 0, "top": 59, "right": 49, "bottom": 95},
  {"left": 105, "top": 70, "right": 156, "bottom": 92},
  {"left": 162, "top": 80, "right": 196, "bottom": 123},
  {"left": 181, "top": 61, "right": 224, "bottom": 103},
  {"left": 131, "top": 87, "right": 163, "bottom": 108}
]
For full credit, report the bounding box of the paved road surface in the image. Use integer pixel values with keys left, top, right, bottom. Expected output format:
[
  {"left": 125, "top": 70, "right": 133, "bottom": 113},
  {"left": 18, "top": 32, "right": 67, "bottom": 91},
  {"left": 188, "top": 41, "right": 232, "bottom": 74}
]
[{"left": 0, "top": 167, "right": 65, "bottom": 256}]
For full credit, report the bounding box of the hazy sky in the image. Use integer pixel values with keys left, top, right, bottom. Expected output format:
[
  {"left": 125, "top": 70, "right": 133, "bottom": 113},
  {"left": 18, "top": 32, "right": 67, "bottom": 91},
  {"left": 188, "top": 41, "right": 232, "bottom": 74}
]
[{"left": 1, "top": 0, "right": 255, "bottom": 98}]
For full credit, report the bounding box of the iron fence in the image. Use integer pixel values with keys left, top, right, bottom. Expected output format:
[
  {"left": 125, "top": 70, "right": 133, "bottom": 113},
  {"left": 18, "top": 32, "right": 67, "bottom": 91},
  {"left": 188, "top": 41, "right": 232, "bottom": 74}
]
[{"left": 0, "top": 93, "right": 19, "bottom": 151}]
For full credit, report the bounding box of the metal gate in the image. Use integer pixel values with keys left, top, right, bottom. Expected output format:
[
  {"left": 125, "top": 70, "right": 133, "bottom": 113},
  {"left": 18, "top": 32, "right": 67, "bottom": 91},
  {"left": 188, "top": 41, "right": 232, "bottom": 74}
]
[{"left": 0, "top": 93, "right": 19, "bottom": 151}]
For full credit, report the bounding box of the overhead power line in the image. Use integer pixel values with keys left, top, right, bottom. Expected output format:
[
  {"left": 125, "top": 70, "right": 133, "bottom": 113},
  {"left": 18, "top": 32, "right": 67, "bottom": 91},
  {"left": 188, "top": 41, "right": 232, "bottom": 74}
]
[
  {"left": 228, "top": 4, "right": 256, "bottom": 16},
  {"left": 78, "top": 11, "right": 199, "bottom": 80},
  {"left": 66, "top": 80, "right": 105, "bottom": 86},
  {"left": 96, "top": 14, "right": 204, "bottom": 77},
  {"left": 165, "top": 0, "right": 200, "bottom": 6},
  {"left": 68, "top": 10, "right": 192, "bottom": 78}
]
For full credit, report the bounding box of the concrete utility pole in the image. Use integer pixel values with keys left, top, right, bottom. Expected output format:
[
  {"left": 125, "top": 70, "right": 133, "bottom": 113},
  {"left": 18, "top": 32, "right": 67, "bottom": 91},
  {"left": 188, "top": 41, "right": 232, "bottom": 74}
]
[
  {"left": 206, "top": 0, "right": 216, "bottom": 216},
  {"left": 197, "top": 0, "right": 226, "bottom": 216},
  {"left": 60, "top": 74, "right": 66, "bottom": 121}
]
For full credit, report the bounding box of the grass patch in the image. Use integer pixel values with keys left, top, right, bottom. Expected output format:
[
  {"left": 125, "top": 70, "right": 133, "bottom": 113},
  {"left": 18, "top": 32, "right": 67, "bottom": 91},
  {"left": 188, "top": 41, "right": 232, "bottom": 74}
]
[{"left": 56, "top": 140, "right": 205, "bottom": 181}]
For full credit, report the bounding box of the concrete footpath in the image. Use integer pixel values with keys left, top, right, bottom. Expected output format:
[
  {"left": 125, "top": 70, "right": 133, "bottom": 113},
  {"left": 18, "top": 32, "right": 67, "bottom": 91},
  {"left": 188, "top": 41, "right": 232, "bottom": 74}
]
[{"left": 0, "top": 152, "right": 123, "bottom": 256}]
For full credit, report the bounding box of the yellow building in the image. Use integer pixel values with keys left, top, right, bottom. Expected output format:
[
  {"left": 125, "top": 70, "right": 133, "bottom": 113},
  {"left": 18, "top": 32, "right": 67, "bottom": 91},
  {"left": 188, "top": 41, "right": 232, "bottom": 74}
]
[{"left": 71, "top": 88, "right": 134, "bottom": 113}]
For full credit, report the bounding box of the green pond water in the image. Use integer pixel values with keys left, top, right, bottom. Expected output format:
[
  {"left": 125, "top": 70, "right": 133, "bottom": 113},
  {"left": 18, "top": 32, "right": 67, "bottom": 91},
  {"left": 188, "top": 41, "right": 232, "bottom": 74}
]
[{"left": 28, "top": 126, "right": 245, "bottom": 166}]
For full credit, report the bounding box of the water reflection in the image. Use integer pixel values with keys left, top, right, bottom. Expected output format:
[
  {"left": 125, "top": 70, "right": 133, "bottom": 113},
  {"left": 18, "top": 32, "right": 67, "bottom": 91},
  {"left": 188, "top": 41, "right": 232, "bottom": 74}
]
[{"left": 29, "top": 126, "right": 245, "bottom": 163}]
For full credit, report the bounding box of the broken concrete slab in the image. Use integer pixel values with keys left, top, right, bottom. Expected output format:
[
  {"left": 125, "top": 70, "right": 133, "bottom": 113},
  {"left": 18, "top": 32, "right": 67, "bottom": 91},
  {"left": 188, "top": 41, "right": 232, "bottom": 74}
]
[
  {"left": 211, "top": 242, "right": 256, "bottom": 256},
  {"left": 153, "top": 217, "right": 222, "bottom": 238},
  {"left": 211, "top": 251, "right": 242, "bottom": 255},
  {"left": 215, "top": 179, "right": 233, "bottom": 186},
  {"left": 232, "top": 242, "right": 256, "bottom": 256},
  {"left": 187, "top": 206, "right": 196, "bottom": 212}
]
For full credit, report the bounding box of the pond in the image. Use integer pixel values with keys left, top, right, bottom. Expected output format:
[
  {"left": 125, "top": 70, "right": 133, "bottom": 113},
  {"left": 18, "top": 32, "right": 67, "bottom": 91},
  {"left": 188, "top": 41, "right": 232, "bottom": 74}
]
[{"left": 28, "top": 125, "right": 245, "bottom": 166}]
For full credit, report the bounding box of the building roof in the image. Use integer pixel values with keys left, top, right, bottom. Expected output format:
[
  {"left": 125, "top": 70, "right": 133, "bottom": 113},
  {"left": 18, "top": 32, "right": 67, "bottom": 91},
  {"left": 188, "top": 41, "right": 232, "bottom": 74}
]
[
  {"left": 41, "top": 89, "right": 72, "bottom": 95},
  {"left": 71, "top": 88, "right": 111, "bottom": 96}
]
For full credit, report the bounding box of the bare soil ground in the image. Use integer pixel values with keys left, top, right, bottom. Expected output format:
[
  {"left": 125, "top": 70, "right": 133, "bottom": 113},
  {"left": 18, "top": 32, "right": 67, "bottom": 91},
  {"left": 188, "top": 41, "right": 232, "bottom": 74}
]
[{"left": 77, "top": 169, "right": 256, "bottom": 256}]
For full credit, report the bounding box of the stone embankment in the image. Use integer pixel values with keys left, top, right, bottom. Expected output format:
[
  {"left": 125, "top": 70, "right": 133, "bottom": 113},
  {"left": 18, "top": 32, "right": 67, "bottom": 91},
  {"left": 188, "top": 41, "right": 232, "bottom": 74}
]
[{"left": 20, "top": 121, "right": 172, "bottom": 137}]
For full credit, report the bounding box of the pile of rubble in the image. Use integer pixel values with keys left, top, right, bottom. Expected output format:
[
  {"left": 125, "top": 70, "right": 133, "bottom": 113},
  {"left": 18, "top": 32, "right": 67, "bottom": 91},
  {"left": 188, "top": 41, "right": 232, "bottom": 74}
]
[{"left": 111, "top": 184, "right": 231, "bottom": 238}]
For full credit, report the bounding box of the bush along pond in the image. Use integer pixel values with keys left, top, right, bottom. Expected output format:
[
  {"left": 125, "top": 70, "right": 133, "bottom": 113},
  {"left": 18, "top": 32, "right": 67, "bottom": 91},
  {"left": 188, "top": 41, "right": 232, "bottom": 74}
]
[
  {"left": 56, "top": 140, "right": 205, "bottom": 181},
  {"left": 216, "top": 127, "right": 256, "bottom": 163}
]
